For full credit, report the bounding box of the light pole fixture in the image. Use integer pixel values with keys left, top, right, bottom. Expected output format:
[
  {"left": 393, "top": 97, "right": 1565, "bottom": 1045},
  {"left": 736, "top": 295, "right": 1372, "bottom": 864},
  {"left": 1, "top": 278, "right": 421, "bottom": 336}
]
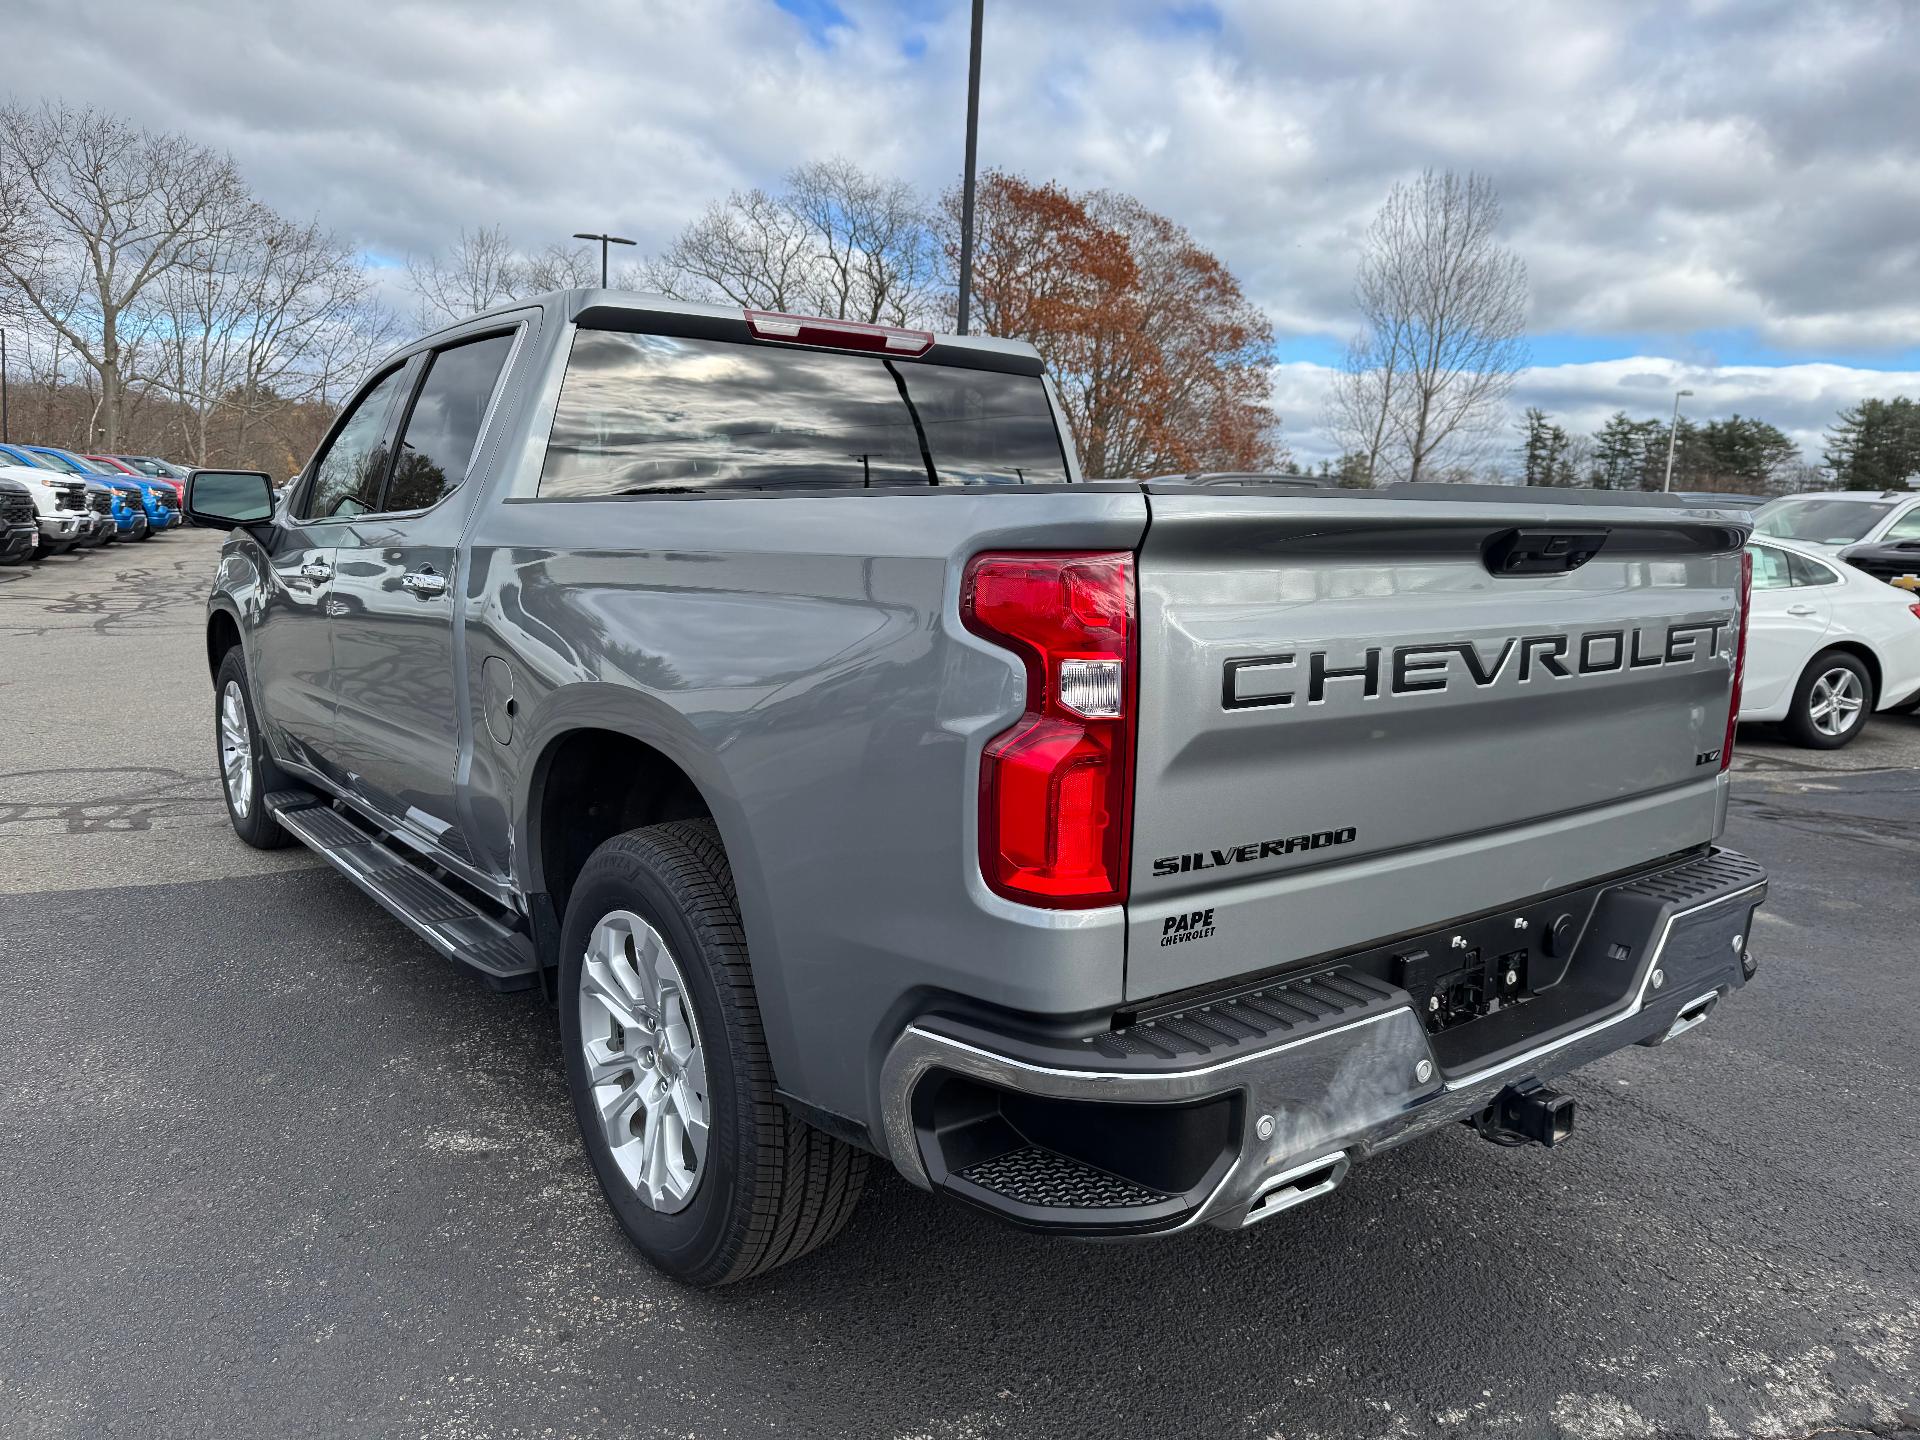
[
  {"left": 572, "top": 232, "right": 636, "bottom": 288},
  {"left": 955, "top": 0, "right": 985, "bottom": 336},
  {"left": 1662, "top": 388, "right": 1695, "bottom": 492},
  {"left": 0, "top": 328, "right": 9, "bottom": 444}
]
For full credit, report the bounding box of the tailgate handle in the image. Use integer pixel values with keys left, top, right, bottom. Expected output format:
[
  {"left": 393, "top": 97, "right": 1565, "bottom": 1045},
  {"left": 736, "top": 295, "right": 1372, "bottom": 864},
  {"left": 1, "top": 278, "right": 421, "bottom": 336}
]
[{"left": 1483, "top": 527, "right": 1609, "bottom": 577}]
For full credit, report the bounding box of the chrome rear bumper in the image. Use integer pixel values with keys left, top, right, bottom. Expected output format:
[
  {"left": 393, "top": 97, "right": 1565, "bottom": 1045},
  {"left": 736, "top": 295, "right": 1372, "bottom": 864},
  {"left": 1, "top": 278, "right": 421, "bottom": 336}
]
[{"left": 879, "top": 851, "right": 1766, "bottom": 1234}]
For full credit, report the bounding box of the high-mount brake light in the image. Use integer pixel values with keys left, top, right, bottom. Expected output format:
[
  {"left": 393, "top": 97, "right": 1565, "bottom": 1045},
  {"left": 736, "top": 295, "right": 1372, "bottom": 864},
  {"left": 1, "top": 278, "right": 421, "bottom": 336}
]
[
  {"left": 1721, "top": 548, "right": 1752, "bottom": 773},
  {"left": 961, "top": 551, "right": 1137, "bottom": 909},
  {"left": 744, "top": 310, "right": 935, "bottom": 357}
]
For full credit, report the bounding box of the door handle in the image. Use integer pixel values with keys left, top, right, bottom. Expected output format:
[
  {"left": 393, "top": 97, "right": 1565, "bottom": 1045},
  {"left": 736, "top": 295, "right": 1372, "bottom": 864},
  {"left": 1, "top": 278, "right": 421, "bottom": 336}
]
[
  {"left": 299, "top": 560, "right": 333, "bottom": 581},
  {"left": 1785, "top": 604, "right": 1819, "bottom": 617},
  {"left": 402, "top": 569, "right": 448, "bottom": 597}
]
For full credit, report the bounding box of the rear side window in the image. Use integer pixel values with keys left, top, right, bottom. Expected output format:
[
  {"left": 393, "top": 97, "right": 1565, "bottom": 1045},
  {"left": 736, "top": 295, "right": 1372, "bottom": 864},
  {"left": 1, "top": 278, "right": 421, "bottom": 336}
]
[
  {"left": 538, "top": 330, "right": 1069, "bottom": 497},
  {"left": 386, "top": 332, "right": 516, "bottom": 512},
  {"left": 1786, "top": 551, "right": 1840, "bottom": 587}
]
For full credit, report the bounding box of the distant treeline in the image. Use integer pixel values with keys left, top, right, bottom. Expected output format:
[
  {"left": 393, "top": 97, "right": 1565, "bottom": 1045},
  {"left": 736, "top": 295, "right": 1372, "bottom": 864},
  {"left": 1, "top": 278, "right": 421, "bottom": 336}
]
[{"left": 1294, "top": 397, "right": 1919, "bottom": 493}]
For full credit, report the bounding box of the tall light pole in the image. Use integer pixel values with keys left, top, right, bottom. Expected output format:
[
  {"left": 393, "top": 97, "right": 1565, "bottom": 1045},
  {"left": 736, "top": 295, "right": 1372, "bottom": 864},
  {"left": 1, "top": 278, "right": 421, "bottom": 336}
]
[
  {"left": 572, "top": 232, "right": 636, "bottom": 288},
  {"left": 955, "top": 0, "right": 985, "bottom": 335},
  {"left": 1661, "top": 387, "right": 1695, "bottom": 492},
  {"left": 1, "top": 329, "right": 9, "bottom": 444}
]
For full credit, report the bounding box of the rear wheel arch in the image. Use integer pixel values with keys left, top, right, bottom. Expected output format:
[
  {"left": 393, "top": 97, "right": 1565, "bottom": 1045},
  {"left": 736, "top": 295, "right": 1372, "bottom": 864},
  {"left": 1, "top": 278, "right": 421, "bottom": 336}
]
[
  {"left": 525, "top": 724, "right": 718, "bottom": 917},
  {"left": 519, "top": 715, "right": 800, "bottom": 1101}
]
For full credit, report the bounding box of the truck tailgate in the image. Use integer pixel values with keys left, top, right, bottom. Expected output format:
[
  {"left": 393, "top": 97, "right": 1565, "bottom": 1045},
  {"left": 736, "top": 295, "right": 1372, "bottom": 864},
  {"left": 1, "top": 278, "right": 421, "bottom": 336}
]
[{"left": 1127, "top": 487, "right": 1748, "bottom": 1001}]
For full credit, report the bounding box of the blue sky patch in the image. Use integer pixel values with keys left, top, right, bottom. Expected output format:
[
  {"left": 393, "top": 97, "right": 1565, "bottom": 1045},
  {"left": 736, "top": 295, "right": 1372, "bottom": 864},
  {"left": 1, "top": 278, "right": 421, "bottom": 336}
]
[{"left": 774, "top": 0, "right": 850, "bottom": 47}]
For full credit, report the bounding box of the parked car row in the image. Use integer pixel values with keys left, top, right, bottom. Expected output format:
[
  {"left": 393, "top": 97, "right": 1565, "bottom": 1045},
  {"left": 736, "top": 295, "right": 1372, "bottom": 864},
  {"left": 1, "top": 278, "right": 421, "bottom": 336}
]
[{"left": 0, "top": 444, "right": 186, "bottom": 561}]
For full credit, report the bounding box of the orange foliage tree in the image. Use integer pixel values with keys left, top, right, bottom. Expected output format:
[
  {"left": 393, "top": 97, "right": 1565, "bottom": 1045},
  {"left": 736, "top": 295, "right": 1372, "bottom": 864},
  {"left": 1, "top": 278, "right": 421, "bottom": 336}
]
[{"left": 944, "top": 172, "right": 1282, "bottom": 478}]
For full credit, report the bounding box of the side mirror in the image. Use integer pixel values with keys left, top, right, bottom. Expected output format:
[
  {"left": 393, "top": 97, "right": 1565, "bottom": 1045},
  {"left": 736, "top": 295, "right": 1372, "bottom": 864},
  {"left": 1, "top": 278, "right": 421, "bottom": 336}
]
[{"left": 185, "top": 469, "right": 276, "bottom": 531}]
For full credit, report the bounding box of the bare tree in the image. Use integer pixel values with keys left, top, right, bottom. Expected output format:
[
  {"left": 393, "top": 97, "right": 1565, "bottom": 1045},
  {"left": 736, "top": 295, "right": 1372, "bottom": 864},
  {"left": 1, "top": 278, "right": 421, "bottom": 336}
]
[
  {"left": 1332, "top": 170, "right": 1528, "bottom": 483},
  {"left": 406, "top": 227, "right": 600, "bottom": 324},
  {"left": 1330, "top": 331, "right": 1403, "bottom": 487},
  {"left": 0, "top": 102, "right": 248, "bottom": 447},
  {"left": 154, "top": 205, "right": 394, "bottom": 465},
  {"left": 644, "top": 158, "right": 939, "bottom": 326},
  {"left": 522, "top": 241, "right": 599, "bottom": 292},
  {"left": 405, "top": 224, "right": 524, "bottom": 325}
]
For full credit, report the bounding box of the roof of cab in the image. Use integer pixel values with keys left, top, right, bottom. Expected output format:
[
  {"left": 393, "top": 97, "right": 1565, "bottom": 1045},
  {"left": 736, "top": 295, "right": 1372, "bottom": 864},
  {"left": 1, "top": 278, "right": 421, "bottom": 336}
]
[{"left": 430, "top": 287, "right": 1044, "bottom": 366}]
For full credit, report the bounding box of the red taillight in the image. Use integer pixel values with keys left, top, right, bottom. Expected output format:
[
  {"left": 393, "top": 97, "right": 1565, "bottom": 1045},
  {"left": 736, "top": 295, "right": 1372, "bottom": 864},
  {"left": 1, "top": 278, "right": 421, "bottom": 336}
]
[
  {"left": 1721, "top": 549, "right": 1753, "bottom": 773},
  {"left": 1908, "top": 603, "right": 1920, "bottom": 622},
  {"left": 744, "top": 309, "right": 935, "bottom": 357},
  {"left": 962, "top": 551, "right": 1136, "bottom": 909}
]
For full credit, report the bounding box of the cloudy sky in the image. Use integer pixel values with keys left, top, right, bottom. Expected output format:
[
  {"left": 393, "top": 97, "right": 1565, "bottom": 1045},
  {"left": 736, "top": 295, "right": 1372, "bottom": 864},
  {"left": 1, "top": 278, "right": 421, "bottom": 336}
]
[{"left": 8, "top": 0, "right": 1918, "bottom": 466}]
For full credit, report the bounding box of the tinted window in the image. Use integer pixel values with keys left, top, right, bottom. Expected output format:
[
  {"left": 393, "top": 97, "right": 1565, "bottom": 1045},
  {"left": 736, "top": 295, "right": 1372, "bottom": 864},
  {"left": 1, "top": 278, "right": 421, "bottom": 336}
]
[
  {"left": 386, "top": 332, "right": 515, "bottom": 512},
  {"left": 1746, "top": 543, "right": 1791, "bottom": 590},
  {"left": 1786, "top": 551, "right": 1840, "bottom": 587},
  {"left": 1755, "top": 498, "right": 1894, "bottom": 544},
  {"left": 538, "top": 330, "right": 1069, "bottom": 497},
  {"left": 303, "top": 367, "right": 409, "bottom": 520}
]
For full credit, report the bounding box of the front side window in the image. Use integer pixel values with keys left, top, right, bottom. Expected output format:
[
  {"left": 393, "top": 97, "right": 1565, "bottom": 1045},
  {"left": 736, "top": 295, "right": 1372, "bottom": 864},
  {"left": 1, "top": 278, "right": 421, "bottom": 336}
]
[
  {"left": 303, "top": 366, "right": 409, "bottom": 520},
  {"left": 0, "top": 446, "right": 50, "bottom": 469},
  {"left": 538, "top": 329, "right": 1069, "bottom": 498},
  {"left": 1746, "top": 543, "right": 1792, "bottom": 590},
  {"left": 30, "top": 450, "right": 86, "bottom": 475},
  {"left": 385, "top": 333, "right": 515, "bottom": 512},
  {"left": 1878, "top": 506, "right": 1920, "bottom": 542}
]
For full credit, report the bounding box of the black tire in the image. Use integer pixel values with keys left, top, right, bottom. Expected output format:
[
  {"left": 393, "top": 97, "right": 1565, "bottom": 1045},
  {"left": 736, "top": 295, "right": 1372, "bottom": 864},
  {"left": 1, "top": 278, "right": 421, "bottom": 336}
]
[
  {"left": 1783, "top": 647, "right": 1874, "bottom": 749},
  {"left": 559, "top": 820, "right": 867, "bottom": 1286},
  {"left": 212, "top": 648, "right": 293, "bottom": 848}
]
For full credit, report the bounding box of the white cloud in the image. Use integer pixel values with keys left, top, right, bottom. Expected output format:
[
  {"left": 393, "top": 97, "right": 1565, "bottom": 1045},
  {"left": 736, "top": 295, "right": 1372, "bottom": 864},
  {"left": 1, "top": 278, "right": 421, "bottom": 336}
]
[
  {"left": 2, "top": 0, "right": 1912, "bottom": 352},
  {"left": 3, "top": 0, "right": 1916, "bottom": 460}
]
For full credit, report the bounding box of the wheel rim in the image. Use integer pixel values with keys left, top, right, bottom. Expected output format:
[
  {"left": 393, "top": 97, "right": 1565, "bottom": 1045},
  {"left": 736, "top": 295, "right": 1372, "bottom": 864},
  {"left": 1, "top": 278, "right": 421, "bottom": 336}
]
[
  {"left": 220, "top": 681, "right": 253, "bottom": 817},
  {"left": 1809, "top": 667, "right": 1865, "bottom": 737},
  {"left": 577, "top": 910, "right": 711, "bottom": 1214}
]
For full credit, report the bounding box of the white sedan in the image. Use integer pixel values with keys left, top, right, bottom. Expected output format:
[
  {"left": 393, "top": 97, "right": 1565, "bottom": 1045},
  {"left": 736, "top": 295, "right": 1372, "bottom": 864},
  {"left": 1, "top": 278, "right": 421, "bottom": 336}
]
[{"left": 1740, "top": 536, "right": 1920, "bottom": 747}]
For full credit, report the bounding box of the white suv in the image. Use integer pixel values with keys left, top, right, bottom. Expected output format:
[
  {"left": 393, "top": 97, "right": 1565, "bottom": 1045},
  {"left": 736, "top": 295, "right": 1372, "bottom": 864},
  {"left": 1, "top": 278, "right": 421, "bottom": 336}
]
[{"left": 1753, "top": 490, "right": 1920, "bottom": 556}]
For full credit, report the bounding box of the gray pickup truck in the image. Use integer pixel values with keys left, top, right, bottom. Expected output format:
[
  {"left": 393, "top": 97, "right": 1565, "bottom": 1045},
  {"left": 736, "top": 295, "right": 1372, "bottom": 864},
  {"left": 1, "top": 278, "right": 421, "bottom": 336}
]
[{"left": 185, "top": 289, "right": 1769, "bottom": 1286}]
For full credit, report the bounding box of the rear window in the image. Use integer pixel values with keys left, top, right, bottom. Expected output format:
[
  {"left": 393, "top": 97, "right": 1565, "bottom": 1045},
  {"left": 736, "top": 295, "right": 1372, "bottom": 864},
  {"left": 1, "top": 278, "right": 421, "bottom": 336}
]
[
  {"left": 1755, "top": 498, "right": 1895, "bottom": 544},
  {"left": 538, "top": 329, "right": 1069, "bottom": 497}
]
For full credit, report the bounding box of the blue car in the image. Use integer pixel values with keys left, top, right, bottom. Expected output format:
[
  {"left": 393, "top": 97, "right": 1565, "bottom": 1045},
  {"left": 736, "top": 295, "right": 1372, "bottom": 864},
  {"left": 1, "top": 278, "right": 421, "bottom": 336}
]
[
  {"left": 19, "top": 445, "right": 178, "bottom": 532},
  {"left": 101, "top": 477, "right": 151, "bottom": 539}
]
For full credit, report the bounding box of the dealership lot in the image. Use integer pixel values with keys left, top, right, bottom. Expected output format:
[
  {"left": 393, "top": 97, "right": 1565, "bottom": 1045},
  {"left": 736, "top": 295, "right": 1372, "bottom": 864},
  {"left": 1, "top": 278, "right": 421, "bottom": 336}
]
[{"left": 2, "top": 532, "right": 1917, "bottom": 1440}]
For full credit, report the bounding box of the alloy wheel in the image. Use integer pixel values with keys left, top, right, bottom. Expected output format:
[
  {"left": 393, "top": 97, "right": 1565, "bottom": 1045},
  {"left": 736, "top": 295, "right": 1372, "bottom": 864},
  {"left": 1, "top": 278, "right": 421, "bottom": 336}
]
[
  {"left": 577, "top": 909, "right": 711, "bottom": 1213},
  {"left": 220, "top": 681, "right": 254, "bottom": 818},
  {"left": 1809, "top": 667, "right": 1865, "bottom": 738}
]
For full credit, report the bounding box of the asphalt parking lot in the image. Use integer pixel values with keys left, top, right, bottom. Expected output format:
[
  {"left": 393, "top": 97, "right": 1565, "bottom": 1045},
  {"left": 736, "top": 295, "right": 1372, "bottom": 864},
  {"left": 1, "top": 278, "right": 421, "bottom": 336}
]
[{"left": 2, "top": 531, "right": 1917, "bottom": 1440}]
